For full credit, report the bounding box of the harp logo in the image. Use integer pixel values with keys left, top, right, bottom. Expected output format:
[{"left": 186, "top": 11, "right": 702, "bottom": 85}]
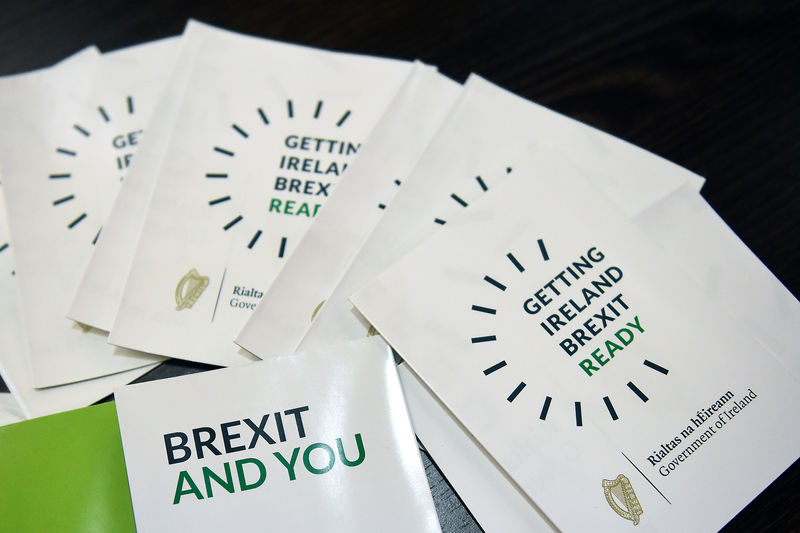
[
  {"left": 311, "top": 300, "right": 325, "bottom": 322},
  {"left": 602, "top": 474, "right": 643, "bottom": 525},
  {"left": 175, "top": 269, "right": 210, "bottom": 310}
]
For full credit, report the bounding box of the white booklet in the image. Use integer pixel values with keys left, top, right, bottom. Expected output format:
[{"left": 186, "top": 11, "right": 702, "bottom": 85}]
[
  {"left": 0, "top": 185, "right": 156, "bottom": 418},
  {"left": 115, "top": 336, "right": 441, "bottom": 532},
  {"left": 290, "top": 74, "right": 705, "bottom": 357},
  {"left": 107, "top": 21, "right": 414, "bottom": 366},
  {"left": 352, "top": 153, "right": 799, "bottom": 531},
  {"left": 390, "top": 173, "right": 799, "bottom": 533},
  {"left": 0, "top": 40, "right": 174, "bottom": 387},
  {"left": 396, "top": 186, "right": 800, "bottom": 533},
  {"left": 236, "top": 66, "right": 462, "bottom": 358}
]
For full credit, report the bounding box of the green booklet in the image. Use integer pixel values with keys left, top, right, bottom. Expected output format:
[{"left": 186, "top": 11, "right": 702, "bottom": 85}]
[{"left": 0, "top": 401, "right": 135, "bottom": 532}]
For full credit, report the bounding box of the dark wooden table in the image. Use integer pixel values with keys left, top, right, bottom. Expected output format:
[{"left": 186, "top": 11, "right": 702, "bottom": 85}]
[{"left": 1, "top": 1, "right": 797, "bottom": 530}]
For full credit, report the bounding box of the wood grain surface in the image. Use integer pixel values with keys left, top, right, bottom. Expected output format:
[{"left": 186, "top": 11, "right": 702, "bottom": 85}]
[{"left": 1, "top": 1, "right": 797, "bottom": 531}]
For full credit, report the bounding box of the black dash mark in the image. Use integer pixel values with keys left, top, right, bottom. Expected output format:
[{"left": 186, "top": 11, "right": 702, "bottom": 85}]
[
  {"left": 49, "top": 173, "right": 71, "bottom": 179},
  {"left": 471, "top": 335, "right": 496, "bottom": 344},
  {"left": 627, "top": 381, "right": 649, "bottom": 402},
  {"left": 394, "top": 179, "right": 401, "bottom": 186},
  {"left": 223, "top": 215, "right": 243, "bottom": 230},
  {"left": 537, "top": 238, "right": 549, "bottom": 261},
  {"left": 575, "top": 402, "right": 583, "bottom": 426},
  {"left": 603, "top": 396, "right": 619, "bottom": 420},
  {"left": 434, "top": 218, "right": 446, "bottom": 225},
  {"left": 644, "top": 360, "right": 669, "bottom": 375},
  {"left": 92, "top": 227, "right": 102, "bottom": 245},
  {"left": 232, "top": 124, "right": 249, "bottom": 138},
  {"left": 287, "top": 100, "right": 294, "bottom": 118},
  {"left": 98, "top": 106, "right": 110, "bottom": 122},
  {"left": 247, "top": 230, "right": 262, "bottom": 249},
  {"left": 73, "top": 124, "right": 90, "bottom": 137},
  {"left": 214, "top": 147, "right": 234, "bottom": 157},
  {"left": 0, "top": 243, "right": 8, "bottom": 253},
  {"left": 507, "top": 382, "right": 526, "bottom": 403},
  {"left": 378, "top": 203, "right": 386, "bottom": 210},
  {"left": 127, "top": 96, "right": 134, "bottom": 114},
  {"left": 483, "top": 275, "right": 507, "bottom": 291},
  {"left": 209, "top": 196, "right": 231, "bottom": 206},
  {"left": 205, "top": 173, "right": 228, "bottom": 179},
  {"left": 451, "top": 193, "right": 467, "bottom": 207},
  {"left": 278, "top": 236, "right": 287, "bottom": 258},
  {"left": 476, "top": 176, "right": 488, "bottom": 191},
  {"left": 258, "top": 108, "right": 269, "bottom": 124},
  {"left": 539, "top": 396, "right": 552, "bottom": 420},
  {"left": 336, "top": 110, "right": 351, "bottom": 127},
  {"left": 56, "top": 148, "right": 76, "bottom": 156},
  {"left": 53, "top": 195, "right": 75, "bottom": 206},
  {"left": 314, "top": 100, "right": 323, "bottom": 118},
  {"left": 506, "top": 252, "right": 525, "bottom": 272},
  {"left": 211, "top": 268, "right": 227, "bottom": 323},
  {"left": 68, "top": 213, "right": 87, "bottom": 229},
  {"left": 471, "top": 305, "right": 496, "bottom": 315},
  {"left": 621, "top": 452, "right": 672, "bottom": 504},
  {"left": 483, "top": 361, "right": 507, "bottom": 375}
]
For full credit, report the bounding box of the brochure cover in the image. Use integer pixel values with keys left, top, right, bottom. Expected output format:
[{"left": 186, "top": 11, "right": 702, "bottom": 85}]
[
  {"left": 352, "top": 153, "right": 799, "bottom": 531},
  {"left": 0, "top": 402, "right": 135, "bottom": 532},
  {"left": 393, "top": 182, "right": 800, "bottom": 533},
  {"left": 115, "top": 337, "right": 441, "bottom": 532},
  {"left": 107, "top": 21, "right": 414, "bottom": 367}
]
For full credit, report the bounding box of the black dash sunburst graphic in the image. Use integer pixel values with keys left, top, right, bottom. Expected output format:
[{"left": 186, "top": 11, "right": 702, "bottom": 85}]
[
  {"left": 377, "top": 179, "right": 402, "bottom": 210},
  {"left": 470, "top": 239, "right": 670, "bottom": 426},
  {"left": 206, "top": 98, "right": 358, "bottom": 258},
  {"left": 433, "top": 167, "right": 512, "bottom": 226},
  {"left": 49, "top": 95, "right": 143, "bottom": 245}
]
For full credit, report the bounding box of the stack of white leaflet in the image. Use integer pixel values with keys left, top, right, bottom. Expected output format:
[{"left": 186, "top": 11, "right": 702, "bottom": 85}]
[{"left": 1, "top": 16, "right": 796, "bottom": 533}]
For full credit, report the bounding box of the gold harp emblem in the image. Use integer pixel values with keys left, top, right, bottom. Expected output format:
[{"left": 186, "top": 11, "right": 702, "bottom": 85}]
[
  {"left": 175, "top": 269, "right": 209, "bottom": 310},
  {"left": 602, "top": 474, "right": 643, "bottom": 526},
  {"left": 311, "top": 300, "right": 325, "bottom": 322}
]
